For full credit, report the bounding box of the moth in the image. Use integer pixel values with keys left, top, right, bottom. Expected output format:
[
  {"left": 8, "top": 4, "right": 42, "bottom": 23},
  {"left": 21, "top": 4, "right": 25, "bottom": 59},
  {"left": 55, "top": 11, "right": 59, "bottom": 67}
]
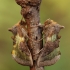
[
  {"left": 37, "top": 19, "right": 64, "bottom": 67},
  {"left": 9, "top": 20, "right": 33, "bottom": 66}
]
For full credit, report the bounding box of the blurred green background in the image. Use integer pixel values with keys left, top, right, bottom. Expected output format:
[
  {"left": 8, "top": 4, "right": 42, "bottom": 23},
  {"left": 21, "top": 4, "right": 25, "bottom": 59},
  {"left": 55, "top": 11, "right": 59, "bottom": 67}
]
[{"left": 0, "top": 0, "right": 69, "bottom": 70}]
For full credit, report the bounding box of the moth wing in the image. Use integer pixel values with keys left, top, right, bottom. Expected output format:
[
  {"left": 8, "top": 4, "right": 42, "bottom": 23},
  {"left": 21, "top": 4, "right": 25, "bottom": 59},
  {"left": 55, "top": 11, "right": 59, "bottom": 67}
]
[
  {"left": 37, "top": 48, "right": 61, "bottom": 67},
  {"left": 12, "top": 41, "right": 33, "bottom": 66},
  {"left": 12, "top": 53, "right": 33, "bottom": 66}
]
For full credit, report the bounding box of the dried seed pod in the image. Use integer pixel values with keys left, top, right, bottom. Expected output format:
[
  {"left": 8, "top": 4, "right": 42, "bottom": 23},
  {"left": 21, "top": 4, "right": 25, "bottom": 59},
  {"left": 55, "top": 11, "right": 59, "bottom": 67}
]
[
  {"left": 9, "top": 21, "right": 33, "bottom": 66},
  {"left": 37, "top": 19, "right": 64, "bottom": 67},
  {"left": 15, "top": 0, "right": 41, "bottom": 7}
]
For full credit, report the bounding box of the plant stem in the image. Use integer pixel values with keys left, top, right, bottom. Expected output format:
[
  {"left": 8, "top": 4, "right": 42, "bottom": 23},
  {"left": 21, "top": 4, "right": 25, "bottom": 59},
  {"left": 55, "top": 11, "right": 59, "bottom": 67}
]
[{"left": 15, "top": 0, "right": 44, "bottom": 70}]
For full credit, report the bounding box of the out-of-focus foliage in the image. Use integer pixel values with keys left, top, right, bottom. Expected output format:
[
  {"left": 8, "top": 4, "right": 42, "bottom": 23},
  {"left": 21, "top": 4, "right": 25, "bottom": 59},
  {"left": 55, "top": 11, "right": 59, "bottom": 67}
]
[{"left": 0, "top": 0, "right": 70, "bottom": 70}]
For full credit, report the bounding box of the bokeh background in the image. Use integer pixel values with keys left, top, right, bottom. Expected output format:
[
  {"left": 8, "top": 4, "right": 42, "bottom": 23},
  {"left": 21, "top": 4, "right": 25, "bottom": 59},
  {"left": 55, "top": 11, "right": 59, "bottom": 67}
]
[{"left": 0, "top": 0, "right": 70, "bottom": 70}]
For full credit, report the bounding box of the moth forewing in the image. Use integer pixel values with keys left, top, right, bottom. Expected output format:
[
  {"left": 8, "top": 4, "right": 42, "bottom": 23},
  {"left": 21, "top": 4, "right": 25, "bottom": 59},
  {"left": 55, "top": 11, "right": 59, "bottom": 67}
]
[
  {"left": 12, "top": 51, "right": 33, "bottom": 66},
  {"left": 37, "top": 19, "right": 64, "bottom": 67},
  {"left": 9, "top": 20, "right": 33, "bottom": 66},
  {"left": 37, "top": 47, "right": 61, "bottom": 67},
  {"left": 37, "top": 55, "right": 60, "bottom": 67}
]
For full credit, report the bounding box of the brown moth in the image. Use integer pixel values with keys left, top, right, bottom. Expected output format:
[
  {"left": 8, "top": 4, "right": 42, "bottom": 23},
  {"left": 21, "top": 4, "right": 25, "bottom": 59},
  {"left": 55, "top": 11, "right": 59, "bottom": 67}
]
[
  {"left": 9, "top": 20, "right": 33, "bottom": 66},
  {"left": 37, "top": 19, "right": 64, "bottom": 67}
]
